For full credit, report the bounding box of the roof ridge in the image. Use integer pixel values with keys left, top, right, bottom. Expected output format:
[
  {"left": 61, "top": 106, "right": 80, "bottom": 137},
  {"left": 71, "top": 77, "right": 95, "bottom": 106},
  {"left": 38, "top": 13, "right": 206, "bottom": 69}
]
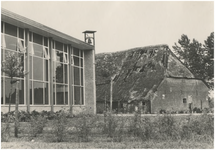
[{"left": 96, "top": 44, "right": 169, "bottom": 55}]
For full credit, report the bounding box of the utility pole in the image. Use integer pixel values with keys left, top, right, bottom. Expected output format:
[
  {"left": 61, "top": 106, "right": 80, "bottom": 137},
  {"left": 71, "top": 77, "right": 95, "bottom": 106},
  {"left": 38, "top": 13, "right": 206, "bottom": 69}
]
[
  {"left": 104, "top": 91, "right": 106, "bottom": 111},
  {"left": 110, "top": 78, "right": 113, "bottom": 112}
]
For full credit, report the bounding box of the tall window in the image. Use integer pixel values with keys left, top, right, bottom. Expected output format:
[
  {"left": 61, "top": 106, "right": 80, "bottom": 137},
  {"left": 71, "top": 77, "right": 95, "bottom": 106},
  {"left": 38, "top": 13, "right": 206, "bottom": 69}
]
[
  {"left": 29, "top": 32, "right": 50, "bottom": 105},
  {"left": 53, "top": 41, "right": 69, "bottom": 105},
  {"left": 1, "top": 22, "right": 25, "bottom": 105},
  {"left": 71, "top": 47, "right": 84, "bottom": 105}
]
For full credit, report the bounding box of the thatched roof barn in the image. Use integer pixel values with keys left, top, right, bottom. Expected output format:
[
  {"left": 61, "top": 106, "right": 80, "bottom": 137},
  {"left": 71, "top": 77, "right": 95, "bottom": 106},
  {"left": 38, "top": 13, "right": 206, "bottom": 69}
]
[{"left": 96, "top": 44, "right": 209, "bottom": 113}]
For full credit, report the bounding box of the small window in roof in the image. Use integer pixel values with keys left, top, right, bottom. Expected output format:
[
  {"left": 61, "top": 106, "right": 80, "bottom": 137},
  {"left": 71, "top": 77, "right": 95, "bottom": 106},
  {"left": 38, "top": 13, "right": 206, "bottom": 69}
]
[{"left": 5, "top": 23, "right": 17, "bottom": 37}]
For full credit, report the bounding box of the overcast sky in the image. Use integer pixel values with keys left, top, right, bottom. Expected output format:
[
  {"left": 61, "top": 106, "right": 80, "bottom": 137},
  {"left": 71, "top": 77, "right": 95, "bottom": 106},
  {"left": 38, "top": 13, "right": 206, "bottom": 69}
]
[{"left": 1, "top": 1, "right": 214, "bottom": 54}]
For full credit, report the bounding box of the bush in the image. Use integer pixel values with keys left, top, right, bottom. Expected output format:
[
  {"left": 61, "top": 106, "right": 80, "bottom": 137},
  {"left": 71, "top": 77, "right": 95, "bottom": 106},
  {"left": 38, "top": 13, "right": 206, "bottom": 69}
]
[
  {"left": 2, "top": 111, "right": 15, "bottom": 123},
  {"left": 28, "top": 115, "right": 47, "bottom": 137},
  {"left": 138, "top": 117, "right": 156, "bottom": 141},
  {"left": 1, "top": 121, "right": 10, "bottom": 142},
  {"left": 193, "top": 107, "right": 202, "bottom": 113},
  {"left": 156, "top": 114, "right": 180, "bottom": 140},
  {"left": 74, "top": 113, "right": 98, "bottom": 142},
  {"left": 103, "top": 111, "right": 118, "bottom": 138},
  {"left": 112, "top": 117, "right": 125, "bottom": 142},
  {"left": 128, "top": 111, "right": 141, "bottom": 137},
  {"left": 31, "top": 110, "right": 40, "bottom": 117},
  {"left": 19, "top": 111, "right": 31, "bottom": 122},
  {"left": 49, "top": 110, "right": 68, "bottom": 142},
  {"left": 159, "top": 109, "right": 166, "bottom": 114}
]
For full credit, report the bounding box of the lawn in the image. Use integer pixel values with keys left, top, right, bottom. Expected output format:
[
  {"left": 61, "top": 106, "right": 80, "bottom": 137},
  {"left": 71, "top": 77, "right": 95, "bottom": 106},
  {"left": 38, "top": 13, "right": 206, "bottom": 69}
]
[{"left": 1, "top": 138, "right": 213, "bottom": 149}]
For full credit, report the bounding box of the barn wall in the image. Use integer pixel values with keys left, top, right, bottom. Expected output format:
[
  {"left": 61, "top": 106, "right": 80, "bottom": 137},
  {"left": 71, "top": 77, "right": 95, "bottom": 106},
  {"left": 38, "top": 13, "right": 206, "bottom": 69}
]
[{"left": 151, "top": 78, "right": 209, "bottom": 113}]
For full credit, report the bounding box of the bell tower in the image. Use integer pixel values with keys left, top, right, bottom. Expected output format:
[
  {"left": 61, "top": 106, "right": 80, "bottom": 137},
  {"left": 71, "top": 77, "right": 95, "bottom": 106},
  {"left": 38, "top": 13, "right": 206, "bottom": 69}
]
[{"left": 83, "top": 30, "right": 96, "bottom": 46}]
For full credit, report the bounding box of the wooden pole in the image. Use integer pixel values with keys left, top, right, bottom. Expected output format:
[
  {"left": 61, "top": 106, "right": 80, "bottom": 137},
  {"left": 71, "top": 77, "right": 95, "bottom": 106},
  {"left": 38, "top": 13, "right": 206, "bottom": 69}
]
[
  {"left": 15, "top": 81, "right": 19, "bottom": 137},
  {"left": 110, "top": 79, "right": 113, "bottom": 112},
  {"left": 104, "top": 91, "right": 106, "bottom": 111}
]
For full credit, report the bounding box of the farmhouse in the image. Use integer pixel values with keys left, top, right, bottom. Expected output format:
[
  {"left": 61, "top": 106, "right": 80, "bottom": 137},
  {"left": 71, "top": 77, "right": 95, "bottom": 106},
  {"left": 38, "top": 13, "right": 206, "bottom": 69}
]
[
  {"left": 1, "top": 9, "right": 96, "bottom": 114},
  {"left": 96, "top": 45, "right": 209, "bottom": 113}
]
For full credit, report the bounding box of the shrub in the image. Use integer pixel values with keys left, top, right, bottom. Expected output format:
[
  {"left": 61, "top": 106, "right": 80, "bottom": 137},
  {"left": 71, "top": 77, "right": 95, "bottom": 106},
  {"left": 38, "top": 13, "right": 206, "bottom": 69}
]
[
  {"left": 159, "top": 109, "right": 166, "bottom": 114},
  {"left": 28, "top": 115, "right": 47, "bottom": 137},
  {"left": 139, "top": 117, "right": 156, "bottom": 141},
  {"left": 103, "top": 111, "right": 118, "bottom": 138},
  {"left": 50, "top": 110, "right": 68, "bottom": 142},
  {"left": 128, "top": 111, "right": 141, "bottom": 137},
  {"left": 193, "top": 107, "right": 202, "bottom": 113},
  {"left": 40, "top": 110, "right": 57, "bottom": 120},
  {"left": 196, "top": 113, "right": 214, "bottom": 137},
  {"left": 1, "top": 121, "right": 10, "bottom": 142},
  {"left": 2, "top": 111, "right": 15, "bottom": 123},
  {"left": 74, "top": 113, "right": 98, "bottom": 142},
  {"left": 112, "top": 117, "right": 125, "bottom": 142},
  {"left": 156, "top": 114, "right": 180, "bottom": 140},
  {"left": 31, "top": 110, "right": 40, "bottom": 117},
  {"left": 19, "top": 111, "right": 31, "bottom": 122}
]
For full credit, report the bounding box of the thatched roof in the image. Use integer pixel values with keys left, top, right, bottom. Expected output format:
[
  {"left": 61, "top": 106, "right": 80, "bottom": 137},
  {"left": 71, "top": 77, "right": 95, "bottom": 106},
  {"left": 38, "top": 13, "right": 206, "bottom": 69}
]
[{"left": 96, "top": 44, "right": 194, "bottom": 102}]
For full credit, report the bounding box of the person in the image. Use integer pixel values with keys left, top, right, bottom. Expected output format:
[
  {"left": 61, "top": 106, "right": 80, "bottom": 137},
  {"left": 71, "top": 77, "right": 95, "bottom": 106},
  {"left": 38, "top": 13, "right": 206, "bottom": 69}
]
[{"left": 187, "top": 95, "right": 193, "bottom": 113}]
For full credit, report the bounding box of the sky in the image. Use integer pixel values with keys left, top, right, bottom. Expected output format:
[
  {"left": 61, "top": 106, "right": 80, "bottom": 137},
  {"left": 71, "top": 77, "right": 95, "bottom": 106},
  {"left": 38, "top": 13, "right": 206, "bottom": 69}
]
[{"left": 1, "top": 1, "right": 214, "bottom": 54}]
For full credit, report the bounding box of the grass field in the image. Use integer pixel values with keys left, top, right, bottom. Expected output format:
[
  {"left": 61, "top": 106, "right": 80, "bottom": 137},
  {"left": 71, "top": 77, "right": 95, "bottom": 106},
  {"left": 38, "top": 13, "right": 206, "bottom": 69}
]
[{"left": 1, "top": 136, "right": 214, "bottom": 149}]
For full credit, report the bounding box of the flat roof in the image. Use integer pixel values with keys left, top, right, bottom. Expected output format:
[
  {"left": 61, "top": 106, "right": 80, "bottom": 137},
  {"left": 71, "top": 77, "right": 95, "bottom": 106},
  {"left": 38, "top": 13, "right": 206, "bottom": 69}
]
[
  {"left": 83, "top": 30, "right": 97, "bottom": 33},
  {"left": 1, "top": 8, "right": 94, "bottom": 50}
]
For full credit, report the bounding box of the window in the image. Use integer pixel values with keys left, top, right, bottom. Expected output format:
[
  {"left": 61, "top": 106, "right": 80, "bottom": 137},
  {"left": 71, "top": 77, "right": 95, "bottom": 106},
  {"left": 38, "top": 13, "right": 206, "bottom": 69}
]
[
  {"left": 34, "top": 82, "right": 43, "bottom": 104},
  {"left": 30, "top": 33, "right": 50, "bottom": 105},
  {"left": 1, "top": 78, "right": 3, "bottom": 104},
  {"left": 71, "top": 47, "right": 84, "bottom": 105},
  {"left": 5, "top": 23, "right": 17, "bottom": 37},
  {"left": 1, "top": 34, "right": 6, "bottom": 48},
  {"left": 74, "top": 67, "right": 80, "bottom": 85},
  {"left": 33, "top": 33, "right": 42, "bottom": 45},
  {"left": 183, "top": 98, "right": 187, "bottom": 103},
  {"left": 53, "top": 42, "right": 69, "bottom": 105},
  {"left": 32, "top": 82, "right": 49, "bottom": 105},
  {"left": 4, "top": 78, "right": 24, "bottom": 104}
]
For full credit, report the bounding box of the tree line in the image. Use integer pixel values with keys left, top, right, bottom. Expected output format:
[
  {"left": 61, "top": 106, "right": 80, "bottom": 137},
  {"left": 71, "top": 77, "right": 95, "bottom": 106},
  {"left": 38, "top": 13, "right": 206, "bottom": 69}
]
[{"left": 172, "top": 32, "right": 214, "bottom": 89}]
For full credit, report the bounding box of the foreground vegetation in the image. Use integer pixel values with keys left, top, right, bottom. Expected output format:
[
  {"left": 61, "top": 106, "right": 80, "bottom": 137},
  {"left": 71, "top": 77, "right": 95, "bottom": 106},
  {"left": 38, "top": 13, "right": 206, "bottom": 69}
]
[{"left": 1, "top": 110, "right": 214, "bottom": 149}]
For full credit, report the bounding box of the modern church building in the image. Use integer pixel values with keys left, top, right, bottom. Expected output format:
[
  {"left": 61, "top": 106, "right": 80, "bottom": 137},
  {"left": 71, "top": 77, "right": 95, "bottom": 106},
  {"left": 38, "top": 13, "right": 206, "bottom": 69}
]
[{"left": 1, "top": 8, "right": 96, "bottom": 114}]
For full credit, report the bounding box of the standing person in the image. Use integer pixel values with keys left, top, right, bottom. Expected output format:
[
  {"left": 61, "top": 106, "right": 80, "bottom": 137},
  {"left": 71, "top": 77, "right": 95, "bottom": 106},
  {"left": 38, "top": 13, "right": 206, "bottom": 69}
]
[{"left": 188, "top": 95, "right": 193, "bottom": 113}]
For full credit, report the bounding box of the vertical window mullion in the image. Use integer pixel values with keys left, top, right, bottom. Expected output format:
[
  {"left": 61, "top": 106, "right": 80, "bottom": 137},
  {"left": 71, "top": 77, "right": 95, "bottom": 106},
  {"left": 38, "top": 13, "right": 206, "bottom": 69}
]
[
  {"left": 72, "top": 47, "right": 74, "bottom": 105},
  {"left": 48, "top": 38, "right": 50, "bottom": 105},
  {"left": 32, "top": 81, "right": 34, "bottom": 105},
  {"left": 63, "top": 44, "right": 65, "bottom": 105},
  {"left": 43, "top": 83, "right": 45, "bottom": 105},
  {"left": 23, "top": 29, "right": 26, "bottom": 105},
  {"left": 3, "top": 77, "right": 5, "bottom": 105},
  {"left": 17, "top": 27, "right": 19, "bottom": 52},
  {"left": 83, "top": 51, "right": 85, "bottom": 105}
]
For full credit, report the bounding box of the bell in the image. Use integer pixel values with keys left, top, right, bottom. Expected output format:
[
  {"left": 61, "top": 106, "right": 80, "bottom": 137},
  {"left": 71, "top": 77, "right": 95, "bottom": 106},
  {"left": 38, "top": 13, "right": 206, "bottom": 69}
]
[{"left": 88, "top": 38, "right": 92, "bottom": 44}]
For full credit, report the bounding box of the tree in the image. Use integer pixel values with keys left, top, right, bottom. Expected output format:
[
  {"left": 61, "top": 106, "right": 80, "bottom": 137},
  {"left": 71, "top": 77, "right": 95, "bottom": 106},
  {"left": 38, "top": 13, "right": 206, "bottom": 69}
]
[
  {"left": 172, "top": 33, "right": 214, "bottom": 88},
  {"left": 1, "top": 51, "right": 27, "bottom": 137},
  {"left": 203, "top": 32, "right": 214, "bottom": 88}
]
